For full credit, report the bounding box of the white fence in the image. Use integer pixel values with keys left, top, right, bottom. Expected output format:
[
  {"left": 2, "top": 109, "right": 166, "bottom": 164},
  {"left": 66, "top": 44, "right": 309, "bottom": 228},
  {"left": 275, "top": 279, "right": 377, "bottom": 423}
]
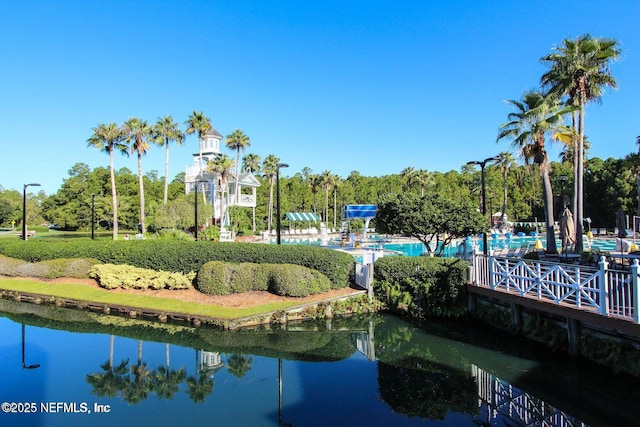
[
  {"left": 472, "top": 365, "right": 588, "bottom": 427},
  {"left": 355, "top": 263, "right": 373, "bottom": 289},
  {"left": 470, "top": 254, "right": 640, "bottom": 323}
]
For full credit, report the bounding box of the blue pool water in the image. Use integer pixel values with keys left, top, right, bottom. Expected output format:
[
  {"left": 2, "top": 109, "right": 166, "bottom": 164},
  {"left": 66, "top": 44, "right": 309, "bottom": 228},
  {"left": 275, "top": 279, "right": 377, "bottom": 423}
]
[{"left": 274, "top": 235, "right": 623, "bottom": 258}]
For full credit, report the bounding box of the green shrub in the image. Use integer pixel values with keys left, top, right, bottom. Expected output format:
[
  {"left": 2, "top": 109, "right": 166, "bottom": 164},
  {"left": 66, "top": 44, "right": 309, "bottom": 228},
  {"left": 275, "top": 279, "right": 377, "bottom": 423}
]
[
  {"left": 0, "top": 240, "right": 354, "bottom": 288},
  {"left": 373, "top": 256, "right": 468, "bottom": 319},
  {"left": 267, "top": 264, "right": 333, "bottom": 297},
  {"left": 89, "top": 264, "right": 195, "bottom": 290},
  {"left": 0, "top": 254, "right": 26, "bottom": 276},
  {"left": 0, "top": 255, "right": 99, "bottom": 279},
  {"left": 196, "top": 261, "right": 332, "bottom": 297},
  {"left": 195, "top": 261, "right": 230, "bottom": 295}
]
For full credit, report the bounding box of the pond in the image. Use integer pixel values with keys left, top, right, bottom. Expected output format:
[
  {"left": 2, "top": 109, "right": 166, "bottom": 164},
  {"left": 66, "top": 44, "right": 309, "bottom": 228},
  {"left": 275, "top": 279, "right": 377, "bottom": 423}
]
[{"left": 1, "top": 300, "right": 639, "bottom": 427}]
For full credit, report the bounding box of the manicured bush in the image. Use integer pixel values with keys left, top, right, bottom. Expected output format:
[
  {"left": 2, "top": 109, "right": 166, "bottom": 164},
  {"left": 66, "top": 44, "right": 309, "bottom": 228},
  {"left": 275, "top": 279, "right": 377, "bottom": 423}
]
[
  {"left": 267, "top": 264, "right": 333, "bottom": 297},
  {"left": 0, "top": 254, "right": 27, "bottom": 276},
  {"left": 0, "top": 240, "right": 354, "bottom": 288},
  {"left": 0, "top": 254, "right": 99, "bottom": 279},
  {"left": 373, "top": 256, "right": 468, "bottom": 318},
  {"left": 89, "top": 264, "right": 195, "bottom": 290},
  {"left": 196, "top": 260, "right": 332, "bottom": 297}
]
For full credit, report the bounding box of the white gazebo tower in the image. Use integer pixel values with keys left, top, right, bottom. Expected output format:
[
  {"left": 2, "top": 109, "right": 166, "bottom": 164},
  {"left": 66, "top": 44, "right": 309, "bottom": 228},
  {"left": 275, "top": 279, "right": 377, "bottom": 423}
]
[{"left": 185, "top": 127, "right": 260, "bottom": 239}]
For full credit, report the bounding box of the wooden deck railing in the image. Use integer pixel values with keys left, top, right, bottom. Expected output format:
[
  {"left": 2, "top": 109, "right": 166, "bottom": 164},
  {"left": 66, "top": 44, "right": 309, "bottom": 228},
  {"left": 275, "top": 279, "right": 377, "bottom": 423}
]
[{"left": 470, "top": 254, "right": 640, "bottom": 323}]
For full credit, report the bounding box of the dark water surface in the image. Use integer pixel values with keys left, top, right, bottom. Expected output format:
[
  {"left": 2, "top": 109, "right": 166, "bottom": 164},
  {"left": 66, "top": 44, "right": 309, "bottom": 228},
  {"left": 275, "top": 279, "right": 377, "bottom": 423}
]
[{"left": 0, "top": 300, "right": 638, "bottom": 427}]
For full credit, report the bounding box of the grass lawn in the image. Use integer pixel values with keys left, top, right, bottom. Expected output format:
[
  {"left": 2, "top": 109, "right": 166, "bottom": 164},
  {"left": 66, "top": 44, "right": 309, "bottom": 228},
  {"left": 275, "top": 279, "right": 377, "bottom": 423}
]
[{"left": 0, "top": 278, "right": 301, "bottom": 320}]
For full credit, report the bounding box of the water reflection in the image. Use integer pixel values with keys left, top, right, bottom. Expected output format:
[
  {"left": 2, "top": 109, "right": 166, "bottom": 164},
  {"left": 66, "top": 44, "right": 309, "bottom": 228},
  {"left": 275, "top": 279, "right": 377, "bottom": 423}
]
[{"left": 1, "top": 300, "right": 639, "bottom": 426}]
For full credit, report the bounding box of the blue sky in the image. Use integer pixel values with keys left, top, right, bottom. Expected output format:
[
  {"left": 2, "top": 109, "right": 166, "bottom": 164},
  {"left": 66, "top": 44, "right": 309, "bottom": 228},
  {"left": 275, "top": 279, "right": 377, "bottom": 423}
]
[{"left": 1, "top": 1, "right": 638, "bottom": 195}]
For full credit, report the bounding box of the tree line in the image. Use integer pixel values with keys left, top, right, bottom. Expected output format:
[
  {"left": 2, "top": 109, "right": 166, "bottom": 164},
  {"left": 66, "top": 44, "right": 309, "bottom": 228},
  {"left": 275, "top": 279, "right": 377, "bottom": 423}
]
[{"left": 1, "top": 151, "right": 639, "bottom": 238}]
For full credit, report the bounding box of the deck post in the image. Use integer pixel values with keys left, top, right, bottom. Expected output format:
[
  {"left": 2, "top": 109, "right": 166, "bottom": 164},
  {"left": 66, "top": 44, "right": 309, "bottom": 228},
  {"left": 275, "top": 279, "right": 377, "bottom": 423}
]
[
  {"left": 598, "top": 256, "right": 609, "bottom": 316},
  {"left": 488, "top": 255, "right": 496, "bottom": 290},
  {"left": 632, "top": 260, "right": 640, "bottom": 324},
  {"left": 567, "top": 318, "right": 580, "bottom": 354}
]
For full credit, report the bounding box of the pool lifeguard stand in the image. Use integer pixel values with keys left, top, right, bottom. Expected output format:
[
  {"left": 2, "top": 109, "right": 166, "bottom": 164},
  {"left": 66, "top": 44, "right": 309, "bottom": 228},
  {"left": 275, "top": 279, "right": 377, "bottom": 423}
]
[{"left": 342, "top": 205, "right": 377, "bottom": 241}]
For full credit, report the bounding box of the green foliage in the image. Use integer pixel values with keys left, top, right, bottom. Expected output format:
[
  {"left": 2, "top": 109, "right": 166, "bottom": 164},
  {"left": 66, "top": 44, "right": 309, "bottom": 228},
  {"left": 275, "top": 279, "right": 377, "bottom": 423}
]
[
  {"left": 373, "top": 256, "right": 468, "bottom": 319},
  {"left": 89, "top": 264, "right": 195, "bottom": 290},
  {"left": 203, "top": 225, "right": 220, "bottom": 241},
  {"left": 195, "top": 260, "right": 332, "bottom": 297},
  {"left": 0, "top": 254, "right": 24, "bottom": 276},
  {"left": 195, "top": 261, "right": 267, "bottom": 295},
  {"left": 29, "top": 226, "right": 50, "bottom": 233},
  {"left": 267, "top": 264, "right": 332, "bottom": 297},
  {"left": 376, "top": 192, "right": 485, "bottom": 256},
  {"left": 0, "top": 240, "right": 353, "bottom": 288},
  {"left": 0, "top": 254, "right": 99, "bottom": 279},
  {"left": 152, "top": 229, "right": 193, "bottom": 240}
]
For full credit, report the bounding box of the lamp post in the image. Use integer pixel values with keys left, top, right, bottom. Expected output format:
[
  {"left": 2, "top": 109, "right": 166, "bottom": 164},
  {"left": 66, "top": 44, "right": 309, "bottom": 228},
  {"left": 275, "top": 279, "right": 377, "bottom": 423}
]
[
  {"left": 91, "top": 194, "right": 97, "bottom": 240},
  {"left": 467, "top": 157, "right": 500, "bottom": 255},
  {"left": 22, "top": 324, "right": 40, "bottom": 369},
  {"left": 275, "top": 163, "right": 289, "bottom": 245},
  {"left": 559, "top": 175, "right": 568, "bottom": 211},
  {"left": 22, "top": 183, "right": 41, "bottom": 240}
]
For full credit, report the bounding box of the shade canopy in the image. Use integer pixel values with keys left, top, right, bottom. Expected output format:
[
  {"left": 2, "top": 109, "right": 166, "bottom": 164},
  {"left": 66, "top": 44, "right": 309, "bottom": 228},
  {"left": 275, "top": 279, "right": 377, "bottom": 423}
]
[
  {"left": 559, "top": 207, "right": 575, "bottom": 250},
  {"left": 343, "top": 204, "right": 377, "bottom": 219},
  {"left": 286, "top": 212, "right": 320, "bottom": 222}
]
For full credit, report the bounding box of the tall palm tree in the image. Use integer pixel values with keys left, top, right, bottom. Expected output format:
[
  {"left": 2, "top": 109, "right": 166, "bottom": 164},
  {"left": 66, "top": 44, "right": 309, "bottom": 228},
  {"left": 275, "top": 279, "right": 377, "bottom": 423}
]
[
  {"left": 497, "top": 90, "right": 574, "bottom": 254},
  {"left": 331, "top": 174, "right": 341, "bottom": 228},
  {"left": 185, "top": 111, "right": 212, "bottom": 203},
  {"left": 541, "top": 34, "right": 620, "bottom": 251},
  {"left": 262, "top": 154, "right": 279, "bottom": 231},
  {"left": 87, "top": 123, "right": 128, "bottom": 240},
  {"left": 414, "top": 170, "right": 434, "bottom": 197},
  {"left": 307, "top": 174, "right": 322, "bottom": 215},
  {"left": 321, "top": 170, "right": 332, "bottom": 222},
  {"left": 152, "top": 116, "right": 185, "bottom": 205},
  {"left": 225, "top": 129, "right": 251, "bottom": 201},
  {"left": 124, "top": 117, "right": 152, "bottom": 234},
  {"left": 207, "top": 154, "right": 235, "bottom": 228},
  {"left": 242, "top": 153, "right": 261, "bottom": 232},
  {"left": 400, "top": 167, "right": 416, "bottom": 192},
  {"left": 496, "top": 151, "right": 515, "bottom": 227}
]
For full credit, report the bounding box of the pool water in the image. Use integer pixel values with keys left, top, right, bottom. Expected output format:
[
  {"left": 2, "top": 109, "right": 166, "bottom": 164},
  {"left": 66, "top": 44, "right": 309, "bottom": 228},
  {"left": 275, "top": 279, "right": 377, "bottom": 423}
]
[{"left": 273, "top": 234, "right": 624, "bottom": 258}]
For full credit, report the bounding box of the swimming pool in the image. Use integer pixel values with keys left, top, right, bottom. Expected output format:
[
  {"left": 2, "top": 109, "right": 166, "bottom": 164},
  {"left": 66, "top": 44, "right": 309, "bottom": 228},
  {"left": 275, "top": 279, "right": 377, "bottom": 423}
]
[
  {"left": 382, "top": 236, "right": 625, "bottom": 257},
  {"left": 272, "top": 235, "right": 626, "bottom": 258}
]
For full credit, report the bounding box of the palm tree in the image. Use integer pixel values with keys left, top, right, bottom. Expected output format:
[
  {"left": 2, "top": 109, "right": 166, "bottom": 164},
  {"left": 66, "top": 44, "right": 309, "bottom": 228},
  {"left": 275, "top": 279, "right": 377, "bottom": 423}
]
[
  {"left": 541, "top": 34, "right": 620, "bottom": 251},
  {"left": 208, "top": 154, "right": 234, "bottom": 227},
  {"left": 331, "top": 174, "right": 342, "bottom": 228},
  {"left": 496, "top": 152, "right": 515, "bottom": 227},
  {"left": 225, "top": 129, "right": 251, "bottom": 202},
  {"left": 185, "top": 111, "right": 212, "bottom": 203},
  {"left": 321, "top": 170, "right": 332, "bottom": 222},
  {"left": 307, "top": 174, "right": 322, "bottom": 215},
  {"left": 124, "top": 117, "right": 152, "bottom": 234},
  {"left": 497, "top": 90, "right": 574, "bottom": 254},
  {"left": 242, "top": 153, "right": 261, "bottom": 232},
  {"left": 554, "top": 126, "right": 591, "bottom": 165},
  {"left": 87, "top": 123, "right": 128, "bottom": 240},
  {"left": 152, "top": 116, "right": 185, "bottom": 205},
  {"left": 186, "top": 373, "right": 214, "bottom": 403},
  {"left": 400, "top": 167, "right": 417, "bottom": 192},
  {"left": 262, "top": 154, "right": 279, "bottom": 231},
  {"left": 414, "top": 169, "right": 434, "bottom": 197},
  {"left": 225, "top": 354, "right": 253, "bottom": 378}
]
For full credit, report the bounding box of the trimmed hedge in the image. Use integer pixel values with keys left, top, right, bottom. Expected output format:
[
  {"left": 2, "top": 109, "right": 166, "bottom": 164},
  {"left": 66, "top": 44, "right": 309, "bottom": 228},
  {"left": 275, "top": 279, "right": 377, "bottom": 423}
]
[
  {"left": 89, "top": 264, "right": 195, "bottom": 290},
  {"left": 373, "top": 256, "right": 468, "bottom": 319},
  {"left": 196, "top": 261, "right": 333, "bottom": 297},
  {"left": 0, "top": 240, "right": 353, "bottom": 289},
  {"left": 0, "top": 254, "right": 99, "bottom": 279}
]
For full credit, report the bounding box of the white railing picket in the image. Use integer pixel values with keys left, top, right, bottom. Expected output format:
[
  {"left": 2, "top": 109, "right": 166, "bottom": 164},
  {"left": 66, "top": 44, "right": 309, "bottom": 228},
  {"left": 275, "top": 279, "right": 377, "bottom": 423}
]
[{"left": 471, "top": 253, "right": 638, "bottom": 323}]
